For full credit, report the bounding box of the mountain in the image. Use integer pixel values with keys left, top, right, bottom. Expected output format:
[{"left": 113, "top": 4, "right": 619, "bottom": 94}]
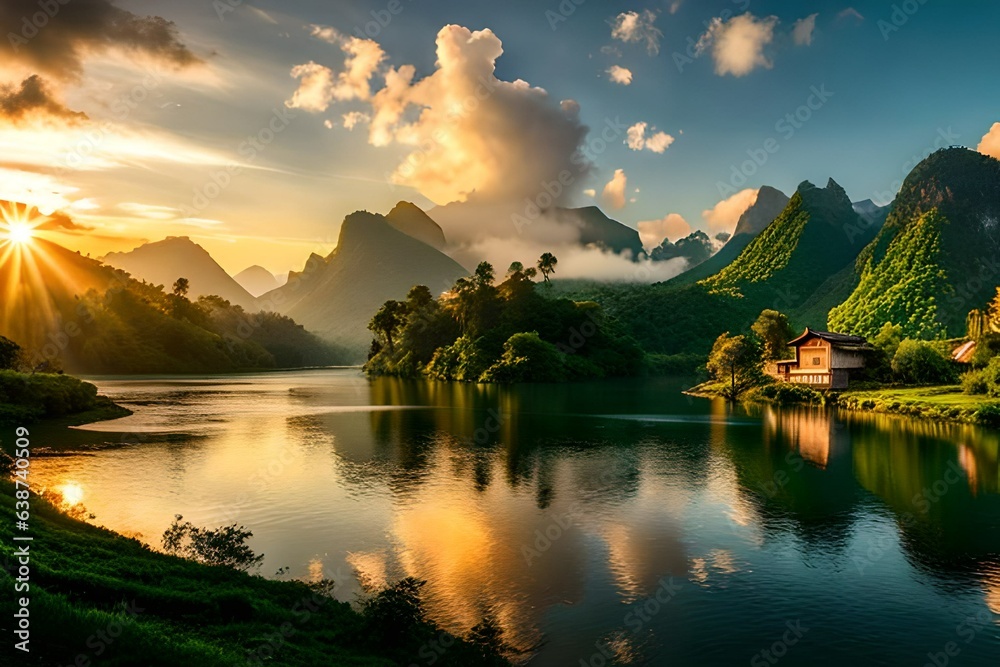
[
  {"left": 234, "top": 265, "right": 280, "bottom": 297},
  {"left": 385, "top": 201, "right": 447, "bottom": 250},
  {"left": 261, "top": 210, "right": 467, "bottom": 359},
  {"left": 0, "top": 235, "right": 343, "bottom": 373},
  {"left": 555, "top": 206, "right": 645, "bottom": 257},
  {"left": 668, "top": 185, "right": 789, "bottom": 285},
  {"left": 103, "top": 237, "right": 257, "bottom": 310},
  {"left": 830, "top": 147, "right": 1000, "bottom": 338},
  {"left": 649, "top": 230, "right": 715, "bottom": 268}
]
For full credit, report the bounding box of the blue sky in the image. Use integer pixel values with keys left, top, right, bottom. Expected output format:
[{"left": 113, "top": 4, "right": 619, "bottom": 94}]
[{"left": 3, "top": 0, "right": 999, "bottom": 272}]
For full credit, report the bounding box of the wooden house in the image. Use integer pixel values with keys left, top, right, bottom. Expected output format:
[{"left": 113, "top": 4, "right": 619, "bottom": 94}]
[{"left": 772, "top": 329, "right": 873, "bottom": 390}]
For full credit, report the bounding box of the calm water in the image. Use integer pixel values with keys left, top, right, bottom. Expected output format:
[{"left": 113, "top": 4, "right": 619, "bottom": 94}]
[{"left": 24, "top": 369, "right": 1000, "bottom": 666}]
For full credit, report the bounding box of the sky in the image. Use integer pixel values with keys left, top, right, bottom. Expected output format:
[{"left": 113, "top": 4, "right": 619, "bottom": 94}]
[{"left": 1, "top": 0, "right": 999, "bottom": 275}]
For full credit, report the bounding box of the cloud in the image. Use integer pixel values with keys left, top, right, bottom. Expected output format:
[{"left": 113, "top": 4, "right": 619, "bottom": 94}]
[
  {"left": 611, "top": 10, "right": 663, "bottom": 55},
  {"left": 582, "top": 188, "right": 596, "bottom": 198},
  {"left": 625, "top": 122, "right": 675, "bottom": 154},
  {"left": 696, "top": 13, "right": 778, "bottom": 77},
  {"left": 602, "top": 169, "right": 627, "bottom": 210},
  {"left": 670, "top": 1, "right": 684, "bottom": 15},
  {"left": 638, "top": 213, "right": 692, "bottom": 249},
  {"left": 292, "top": 25, "right": 590, "bottom": 206},
  {"left": 977, "top": 122, "right": 1000, "bottom": 160},
  {"left": 793, "top": 14, "right": 819, "bottom": 46},
  {"left": 837, "top": 8, "right": 865, "bottom": 23},
  {"left": 286, "top": 37, "right": 385, "bottom": 111},
  {"left": 0, "top": 0, "right": 198, "bottom": 80},
  {"left": 0, "top": 75, "right": 86, "bottom": 125},
  {"left": 701, "top": 188, "right": 759, "bottom": 235},
  {"left": 606, "top": 65, "right": 633, "bottom": 85},
  {"left": 342, "top": 111, "right": 371, "bottom": 130}
]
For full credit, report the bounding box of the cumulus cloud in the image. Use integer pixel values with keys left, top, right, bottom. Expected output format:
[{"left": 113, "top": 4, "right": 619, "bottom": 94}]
[
  {"left": 696, "top": 13, "right": 778, "bottom": 77},
  {"left": 625, "top": 122, "right": 675, "bottom": 154},
  {"left": 638, "top": 213, "right": 692, "bottom": 249},
  {"left": 0, "top": 0, "right": 198, "bottom": 80},
  {"left": 792, "top": 14, "right": 819, "bottom": 46},
  {"left": 342, "top": 111, "right": 370, "bottom": 130},
  {"left": 702, "top": 188, "right": 759, "bottom": 235},
  {"left": 290, "top": 25, "right": 590, "bottom": 206},
  {"left": 978, "top": 123, "right": 1000, "bottom": 160},
  {"left": 611, "top": 10, "right": 663, "bottom": 55},
  {"left": 0, "top": 75, "right": 86, "bottom": 125},
  {"left": 606, "top": 65, "right": 633, "bottom": 85},
  {"left": 602, "top": 169, "right": 627, "bottom": 210},
  {"left": 286, "top": 37, "right": 385, "bottom": 111}
]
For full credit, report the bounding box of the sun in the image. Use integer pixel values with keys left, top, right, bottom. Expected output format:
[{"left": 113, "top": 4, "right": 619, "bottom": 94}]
[{"left": 6, "top": 223, "right": 35, "bottom": 245}]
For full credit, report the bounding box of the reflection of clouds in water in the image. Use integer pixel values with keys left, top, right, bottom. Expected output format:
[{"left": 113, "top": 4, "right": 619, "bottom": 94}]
[
  {"left": 346, "top": 551, "right": 390, "bottom": 592},
  {"left": 689, "top": 549, "right": 742, "bottom": 587},
  {"left": 703, "top": 450, "right": 764, "bottom": 547},
  {"left": 985, "top": 567, "right": 1000, "bottom": 616},
  {"left": 307, "top": 557, "right": 326, "bottom": 583}
]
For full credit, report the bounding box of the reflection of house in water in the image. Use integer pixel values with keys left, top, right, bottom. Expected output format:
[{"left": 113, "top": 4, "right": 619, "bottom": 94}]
[
  {"left": 772, "top": 329, "right": 873, "bottom": 389},
  {"left": 763, "top": 407, "right": 846, "bottom": 470}
]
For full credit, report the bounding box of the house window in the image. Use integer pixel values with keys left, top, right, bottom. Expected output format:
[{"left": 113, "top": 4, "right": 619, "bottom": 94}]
[{"left": 812, "top": 356, "right": 821, "bottom": 365}]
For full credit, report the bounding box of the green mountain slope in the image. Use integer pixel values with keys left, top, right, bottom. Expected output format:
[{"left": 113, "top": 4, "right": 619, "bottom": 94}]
[
  {"left": 829, "top": 148, "right": 1000, "bottom": 338},
  {"left": 264, "top": 211, "right": 467, "bottom": 360}
]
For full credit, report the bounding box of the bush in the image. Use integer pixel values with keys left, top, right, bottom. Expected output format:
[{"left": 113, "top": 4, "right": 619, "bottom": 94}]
[
  {"left": 758, "top": 382, "right": 824, "bottom": 405},
  {"left": 480, "top": 332, "right": 566, "bottom": 383},
  {"left": 891, "top": 339, "right": 957, "bottom": 384},
  {"left": 961, "top": 368, "right": 989, "bottom": 395},
  {"left": 161, "top": 515, "right": 264, "bottom": 571},
  {"left": 974, "top": 403, "right": 1000, "bottom": 428}
]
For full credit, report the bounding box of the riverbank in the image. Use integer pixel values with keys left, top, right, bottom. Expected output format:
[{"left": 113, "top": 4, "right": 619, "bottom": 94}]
[
  {"left": 0, "top": 475, "right": 511, "bottom": 666},
  {"left": 0, "top": 370, "right": 132, "bottom": 427},
  {"left": 685, "top": 381, "right": 1000, "bottom": 427}
]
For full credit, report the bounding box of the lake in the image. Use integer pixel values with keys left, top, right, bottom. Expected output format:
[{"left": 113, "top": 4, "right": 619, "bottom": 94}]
[{"left": 27, "top": 369, "right": 1000, "bottom": 666}]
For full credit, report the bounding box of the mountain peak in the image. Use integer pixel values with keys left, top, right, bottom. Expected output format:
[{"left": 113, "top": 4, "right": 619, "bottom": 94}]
[{"left": 384, "top": 202, "right": 447, "bottom": 250}]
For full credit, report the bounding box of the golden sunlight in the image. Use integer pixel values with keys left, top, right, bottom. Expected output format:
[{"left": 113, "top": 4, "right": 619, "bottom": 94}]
[
  {"left": 56, "top": 482, "right": 85, "bottom": 507},
  {"left": 6, "top": 222, "right": 34, "bottom": 245}
]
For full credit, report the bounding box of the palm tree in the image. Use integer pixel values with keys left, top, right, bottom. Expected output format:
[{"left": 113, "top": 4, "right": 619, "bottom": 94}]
[{"left": 536, "top": 253, "right": 558, "bottom": 284}]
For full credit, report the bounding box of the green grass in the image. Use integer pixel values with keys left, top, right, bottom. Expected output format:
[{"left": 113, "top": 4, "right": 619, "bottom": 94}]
[
  {"left": 0, "top": 477, "right": 511, "bottom": 666},
  {"left": 833, "top": 385, "right": 1000, "bottom": 426}
]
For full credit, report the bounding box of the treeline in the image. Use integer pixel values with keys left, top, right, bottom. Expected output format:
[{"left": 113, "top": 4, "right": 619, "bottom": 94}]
[
  {"left": 364, "top": 255, "right": 645, "bottom": 383},
  {"left": 25, "top": 277, "right": 348, "bottom": 374}
]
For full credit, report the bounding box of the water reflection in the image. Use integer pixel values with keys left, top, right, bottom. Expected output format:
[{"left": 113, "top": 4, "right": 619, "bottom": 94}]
[{"left": 22, "top": 371, "right": 1000, "bottom": 665}]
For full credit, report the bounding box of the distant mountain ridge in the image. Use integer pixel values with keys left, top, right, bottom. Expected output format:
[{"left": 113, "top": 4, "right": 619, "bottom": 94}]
[
  {"left": 234, "top": 265, "right": 280, "bottom": 297},
  {"left": 262, "top": 209, "right": 467, "bottom": 359},
  {"left": 104, "top": 236, "right": 257, "bottom": 310}
]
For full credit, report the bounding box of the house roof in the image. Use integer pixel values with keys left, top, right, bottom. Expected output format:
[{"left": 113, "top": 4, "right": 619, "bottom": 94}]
[
  {"left": 952, "top": 340, "right": 976, "bottom": 364},
  {"left": 787, "top": 328, "right": 871, "bottom": 348}
]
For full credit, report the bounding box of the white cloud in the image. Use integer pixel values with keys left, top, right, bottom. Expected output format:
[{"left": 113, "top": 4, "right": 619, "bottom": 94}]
[
  {"left": 978, "top": 122, "right": 1000, "bottom": 160},
  {"left": 611, "top": 10, "right": 663, "bottom": 55},
  {"left": 837, "top": 8, "right": 864, "bottom": 23},
  {"left": 582, "top": 188, "right": 596, "bottom": 197},
  {"left": 342, "top": 111, "right": 370, "bottom": 129},
  {"left": 669, "top": 1, "right": 684, "bottom": 15},
  {"left": 638, "top": 213, "right": 691, "bottom": 249},
  {"left": 793, "top": 14, "right": 819, "bottom": 46},
  {"left": 696, "top": 13, "right": 778, "bottom": 77},
  {"left": 602, "top": 169, "right": 627, "bottom": 210},
  {"left": 286, "top": 36, "right": 386, "bottom": 111},
  {"left": 701, "top": 188, "right": 759, "bottom": 235},
  {"left": 625, "top": 122, "right": 675, "bottom": 154},
  {"left": 297, "top": 25, "right": 589, "bottom": 206},
  {"left": 606, "top": 65, "right": 633, "bottom": 85}
]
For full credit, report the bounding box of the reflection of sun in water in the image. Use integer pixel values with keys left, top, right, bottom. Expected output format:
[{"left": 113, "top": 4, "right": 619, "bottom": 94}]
[{"left": 56, "top": 482, "right": 85, "bottom": 506}]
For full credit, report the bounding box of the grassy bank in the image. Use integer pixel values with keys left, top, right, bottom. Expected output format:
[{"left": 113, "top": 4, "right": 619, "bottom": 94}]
[
  {"left": 686, "top": 381, "right": 1000, "bottom": 427},
  {"left": 0, "top": 370, "right": 131, "bottom": 426},
  {"left": 0, "top": 476, "right": 511, "bottom": 666}
]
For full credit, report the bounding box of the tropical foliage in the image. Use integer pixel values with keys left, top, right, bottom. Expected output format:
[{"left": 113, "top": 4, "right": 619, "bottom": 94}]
[{"left": 365, "top": 256, "right": 644, "bottom": 383}]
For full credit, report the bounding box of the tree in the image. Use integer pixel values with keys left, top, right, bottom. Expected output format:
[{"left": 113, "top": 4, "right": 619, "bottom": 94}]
[
  {"left": 872, "top": 322, "right": 904, "bottom": 359},
  {"left": 406, "top": 285, "right": 434, "bottom": 310},
  {"left": 172, "top": 277, "right": 190, "bottom": 298},
  {"left": 751, "top": 309, "right": 794, "bottom": 361},
  {"left": 537, "top": 252, "right": 558, "bottom": 283},
  {"left": 891, "top": 339, "right": 957, "bottom": 384},
  {"left": 706, "top": 333, "right": 763, "bottom": 400},
  {"left": 161, "top": 515, "right": 264, "bottom": 571},
  {"left": 368, "top": 300, "right": 408, "bottom": 352},
  {"left": 0, "top": 335, "right": 22, "bottom": 370}
]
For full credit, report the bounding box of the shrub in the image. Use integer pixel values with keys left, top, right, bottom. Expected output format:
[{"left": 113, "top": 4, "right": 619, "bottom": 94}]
[
  {"left": 161, "top": 515, "right": 264, "bottom": 571},
  {"left": 891, "top": 339, "right": 957, "bottom": 384},
  {"left": 961, "top": 368, "right": 989, "bottom": 395},
  {"left": 974, "top": 403, "right": 1000, "bottom": 428},
  {"left": 480, "top": 332, "right": 566, "bottom": 383},
  {"left": 758, "top": 383, "right": 824, "bottom": 405}
]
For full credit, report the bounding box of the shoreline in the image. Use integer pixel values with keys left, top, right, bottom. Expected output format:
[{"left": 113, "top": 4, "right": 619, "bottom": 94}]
[{"left": 685, "top": 381, "right": 1000, "bottom": 428}]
